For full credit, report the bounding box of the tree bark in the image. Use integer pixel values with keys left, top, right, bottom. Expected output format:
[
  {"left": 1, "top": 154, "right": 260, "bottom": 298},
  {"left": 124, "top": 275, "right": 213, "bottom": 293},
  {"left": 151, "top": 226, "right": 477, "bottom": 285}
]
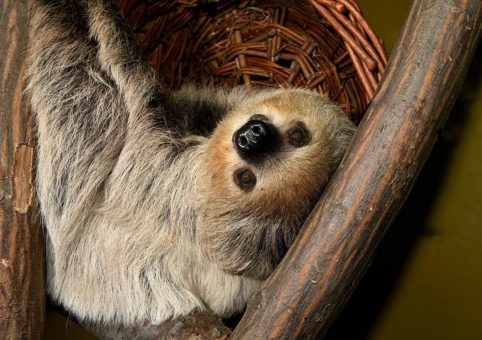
[
  {"left": 230, "top": 0, "right": 482, "bottom": 338},
  {"left": 85, "top": 310, "right": 231, "bottom": 340},
  {"left": 0, "top": 1, "right": 46, "bottom": 339}
]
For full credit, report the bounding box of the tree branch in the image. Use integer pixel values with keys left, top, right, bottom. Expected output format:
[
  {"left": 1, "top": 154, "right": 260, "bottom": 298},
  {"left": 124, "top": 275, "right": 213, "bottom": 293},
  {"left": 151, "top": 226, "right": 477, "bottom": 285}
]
[
  {"left": 0, "top": 1, "right": 46, "bottom": 339},
  {"left": 84, "top": 310, "right": 231, "bottom": 339}
]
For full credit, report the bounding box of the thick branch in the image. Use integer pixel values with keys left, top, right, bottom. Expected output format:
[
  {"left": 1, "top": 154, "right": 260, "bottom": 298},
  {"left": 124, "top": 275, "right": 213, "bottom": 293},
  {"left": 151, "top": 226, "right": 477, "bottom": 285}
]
[
  {"left": 231, "top": 0, "right": 482, "bottom": 338},
  {"left": 0, "top": 1, "right": 46, "bottom": 339},
  {"left": 84, "top": 310, "right": 231, "bottom": 339}
]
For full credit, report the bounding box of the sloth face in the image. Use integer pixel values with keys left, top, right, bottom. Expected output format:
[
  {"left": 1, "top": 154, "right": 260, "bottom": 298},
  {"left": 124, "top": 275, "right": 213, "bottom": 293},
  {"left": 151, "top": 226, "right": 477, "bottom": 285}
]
[
  {"left": 206, "top": 89, "right": 354, "bottom": 207},
  {"left": 199, "top": 89, "right": 355, "bottom": 279}
]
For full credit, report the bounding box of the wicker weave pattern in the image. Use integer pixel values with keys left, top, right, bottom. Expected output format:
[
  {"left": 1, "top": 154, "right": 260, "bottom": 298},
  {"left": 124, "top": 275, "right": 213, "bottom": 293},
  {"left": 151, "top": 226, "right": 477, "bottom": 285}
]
[{"left": 118, "top": 0, "right": 387, "bottom": 121}]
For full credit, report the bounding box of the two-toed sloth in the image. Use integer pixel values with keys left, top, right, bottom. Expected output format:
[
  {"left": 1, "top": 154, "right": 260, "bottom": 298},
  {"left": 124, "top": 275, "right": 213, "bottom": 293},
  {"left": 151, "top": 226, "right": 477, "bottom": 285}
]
[{"left": 28, "top": 0, "right": 355, "bottom": 326}]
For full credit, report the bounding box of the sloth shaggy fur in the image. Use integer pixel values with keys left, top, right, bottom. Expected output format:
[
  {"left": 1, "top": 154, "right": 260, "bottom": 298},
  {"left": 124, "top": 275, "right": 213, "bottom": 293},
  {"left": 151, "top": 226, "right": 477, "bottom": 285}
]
[{"left": 28, "top": 0, "right": 356, "bottom": 325}]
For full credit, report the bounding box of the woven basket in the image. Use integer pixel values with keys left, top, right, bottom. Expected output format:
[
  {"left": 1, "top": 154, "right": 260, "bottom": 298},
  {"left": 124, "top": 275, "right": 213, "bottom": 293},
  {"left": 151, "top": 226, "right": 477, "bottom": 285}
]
[{"left": 118, "top": 0, "right": 388, "bottom": 122}]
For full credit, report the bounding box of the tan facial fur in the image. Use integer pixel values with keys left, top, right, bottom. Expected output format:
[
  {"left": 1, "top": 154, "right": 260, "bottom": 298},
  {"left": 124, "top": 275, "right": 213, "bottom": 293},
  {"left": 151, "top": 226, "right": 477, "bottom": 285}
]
[{"left": 198, "top": 90, "right": 355, "bottom": 279}]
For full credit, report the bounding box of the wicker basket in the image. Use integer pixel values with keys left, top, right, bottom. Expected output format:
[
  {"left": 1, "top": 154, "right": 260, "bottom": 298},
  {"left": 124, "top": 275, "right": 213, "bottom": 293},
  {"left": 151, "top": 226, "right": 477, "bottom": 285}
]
[{"left": 118, "top": 0, "right": 388, "bottom": 122}]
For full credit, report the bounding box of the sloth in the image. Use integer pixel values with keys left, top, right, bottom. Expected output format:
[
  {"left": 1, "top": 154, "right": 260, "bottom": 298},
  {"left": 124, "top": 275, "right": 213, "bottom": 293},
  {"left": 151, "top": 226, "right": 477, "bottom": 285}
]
[{"left": 28, "top": 0, "right": 355, "bottom": 326}]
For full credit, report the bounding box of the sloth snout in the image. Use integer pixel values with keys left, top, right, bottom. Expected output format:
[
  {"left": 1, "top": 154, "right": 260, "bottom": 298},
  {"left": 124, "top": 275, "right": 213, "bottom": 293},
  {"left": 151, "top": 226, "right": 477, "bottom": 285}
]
[{"left": 233, "top": 118, "right": 280, "bottom": 161}]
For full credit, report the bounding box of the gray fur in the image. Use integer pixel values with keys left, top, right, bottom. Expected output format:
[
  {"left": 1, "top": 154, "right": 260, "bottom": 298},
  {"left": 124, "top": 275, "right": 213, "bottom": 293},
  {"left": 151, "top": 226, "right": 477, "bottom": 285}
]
[{"left": 28, "top": 0, "right": 355, "bottom": 325}]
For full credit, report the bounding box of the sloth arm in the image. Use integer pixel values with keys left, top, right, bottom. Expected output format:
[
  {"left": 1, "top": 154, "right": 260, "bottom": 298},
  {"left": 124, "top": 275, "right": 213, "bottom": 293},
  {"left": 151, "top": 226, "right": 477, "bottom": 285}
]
[
  {"left": 84, "top": 0, "right": 234, "bottom": 137},
  {"left": 29, "top": 0, "right": 202, "bottom": 229}
]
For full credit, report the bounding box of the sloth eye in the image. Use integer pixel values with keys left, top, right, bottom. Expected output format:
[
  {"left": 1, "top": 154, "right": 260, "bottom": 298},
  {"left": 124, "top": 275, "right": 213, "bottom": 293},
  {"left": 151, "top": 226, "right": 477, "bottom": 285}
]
[
  {"left": 287, "top": 122, "right": 310, "bottom": 147},
  {"left": 233, "top": 168, "right": 256, "bottom": 191}
]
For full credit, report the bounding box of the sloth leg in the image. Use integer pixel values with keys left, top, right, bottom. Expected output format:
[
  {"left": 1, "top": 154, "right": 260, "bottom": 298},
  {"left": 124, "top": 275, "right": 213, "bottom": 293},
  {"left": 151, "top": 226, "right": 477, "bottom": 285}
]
[
  {"left": 28, "top": 0, "right": 130, "bottom": 230},
  {"left": 81, "top": 0, "right": 180, "bottom": 133},
  {"left": 29, "top": 0, "right": 197, "bottom": 227},
  {"left": 83, "top": 0, "right": 236, "bottom": 137}
]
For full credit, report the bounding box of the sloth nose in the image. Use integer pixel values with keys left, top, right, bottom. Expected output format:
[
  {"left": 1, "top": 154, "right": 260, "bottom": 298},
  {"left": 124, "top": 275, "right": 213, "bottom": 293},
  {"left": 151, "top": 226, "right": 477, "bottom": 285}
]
[{"left": 234, "top": 119, "right": 280, "bottom": 161}]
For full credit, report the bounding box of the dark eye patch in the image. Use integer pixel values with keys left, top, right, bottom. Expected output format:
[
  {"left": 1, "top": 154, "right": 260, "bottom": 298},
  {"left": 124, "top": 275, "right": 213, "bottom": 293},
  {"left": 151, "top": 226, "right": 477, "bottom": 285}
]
[
  {"left": 233, "top": 168, "right": 256, "bottom": 191},
  {"left": 287, "top": 121, "right": 310, "bottom": 147}
]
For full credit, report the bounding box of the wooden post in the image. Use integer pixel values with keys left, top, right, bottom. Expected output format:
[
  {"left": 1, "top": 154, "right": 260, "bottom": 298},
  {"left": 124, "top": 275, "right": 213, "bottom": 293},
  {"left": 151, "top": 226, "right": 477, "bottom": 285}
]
[
  {"left": 0, "top": 1, "right": 46, "bottom": 339},
  {"left": 231, "top": 0, "right": 482, "bottom": 338}
]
